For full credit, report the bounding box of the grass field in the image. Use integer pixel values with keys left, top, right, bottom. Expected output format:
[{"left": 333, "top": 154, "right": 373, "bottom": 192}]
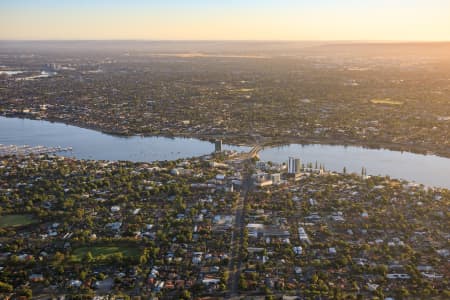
[
  {"left": 0, "top": 214, "right": 37, "bottom": 228},
  {"left": 370, "top": 98, "right": 404, "bottom": 105},
  {"left": 72, "top": 246, "right": 141, "bottom": 262}
]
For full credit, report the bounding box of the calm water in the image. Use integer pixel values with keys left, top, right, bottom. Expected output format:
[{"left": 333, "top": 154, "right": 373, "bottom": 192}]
[
  {"left": 0, "top": 116, "right": 449, "bottom": 188},
  {"left": 259, "top": 144, "right": 450, "bottom": 188},
  {"left": 0, "top": 117, "right": 250, "bottom": 161}
]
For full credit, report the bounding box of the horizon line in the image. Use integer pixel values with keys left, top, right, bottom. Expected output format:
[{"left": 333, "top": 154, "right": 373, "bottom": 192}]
[{"left": 1, "top": 39, "right": 450, "bottom": 43}]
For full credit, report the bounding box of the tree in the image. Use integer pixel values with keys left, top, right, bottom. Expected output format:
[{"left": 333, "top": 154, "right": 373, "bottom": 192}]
[
  {"left": 239, "top": 275, "right": 248, "bottom": 290},
  {"left": 221, "top": 270, "right": 229, "bottom": 284},
  {"left": 52, "top": 251, "right": 65, "bottom": 266},
  {"left": 139, "top": 253, "right": 148, "bottom": 265},
  {"left": 180, "top": 289, "right": 191, "bottom": 299},
  {"left": 80, "top": 270, "right": 88, "bottom": 280},
  {"left": 0, "top": 281, "right": 13, "bottom": 293},
  {"left": 83, "top": 251, "right": 94, "bottom": 264},
  {"left": 17, "top": 287, "right": 33, "bottom": 299},
  {"left": 399, "top": 287, "right": 410, "bottom": 297}
]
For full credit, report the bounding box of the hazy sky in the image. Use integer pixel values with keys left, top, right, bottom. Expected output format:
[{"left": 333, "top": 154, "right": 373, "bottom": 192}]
[{"left": 1, "top": 0, "right": 450, "bottom": 40}]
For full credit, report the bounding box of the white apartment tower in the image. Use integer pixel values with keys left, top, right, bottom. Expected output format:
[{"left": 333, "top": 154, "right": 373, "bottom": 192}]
[{"left": 288, "top": 157, "right": 301, "bottom": 174}]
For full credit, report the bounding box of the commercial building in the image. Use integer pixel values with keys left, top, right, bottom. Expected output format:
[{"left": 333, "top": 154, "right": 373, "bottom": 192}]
[
  {"left": 288, "top": 157, "right": 301, "bottom": 174},
  {"left": 215, "top": 140, "right": 222, "bottom": 153},
  {"left": 271, "top": 173, "right": 281, "bottom": 184}
]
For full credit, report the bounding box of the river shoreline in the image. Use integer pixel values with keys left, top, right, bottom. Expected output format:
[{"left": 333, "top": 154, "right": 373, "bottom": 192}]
[
  {"left": 3, "top": 113, "right": 448, "bottom": 159},
  {"left": 2, "top": 114, "right": 450, "bottom": 188}
]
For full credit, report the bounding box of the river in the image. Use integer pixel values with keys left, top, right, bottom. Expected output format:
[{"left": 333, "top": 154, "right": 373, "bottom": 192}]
[
  {"left": 0, "top": 116, "right": 449, "bottom": 188},
  {"left": 0, "top": 116, "right": 250, "bottom": 161}
]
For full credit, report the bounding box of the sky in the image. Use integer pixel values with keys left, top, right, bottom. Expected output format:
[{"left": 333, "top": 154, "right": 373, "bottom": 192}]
[{"left": 1, "top": 0, "right": 450, "bottom": 41}]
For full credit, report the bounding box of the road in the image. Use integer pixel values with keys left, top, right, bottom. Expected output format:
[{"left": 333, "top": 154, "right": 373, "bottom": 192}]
[{"left": 227, "top": 159, "right": 254, "bottom": 298}]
